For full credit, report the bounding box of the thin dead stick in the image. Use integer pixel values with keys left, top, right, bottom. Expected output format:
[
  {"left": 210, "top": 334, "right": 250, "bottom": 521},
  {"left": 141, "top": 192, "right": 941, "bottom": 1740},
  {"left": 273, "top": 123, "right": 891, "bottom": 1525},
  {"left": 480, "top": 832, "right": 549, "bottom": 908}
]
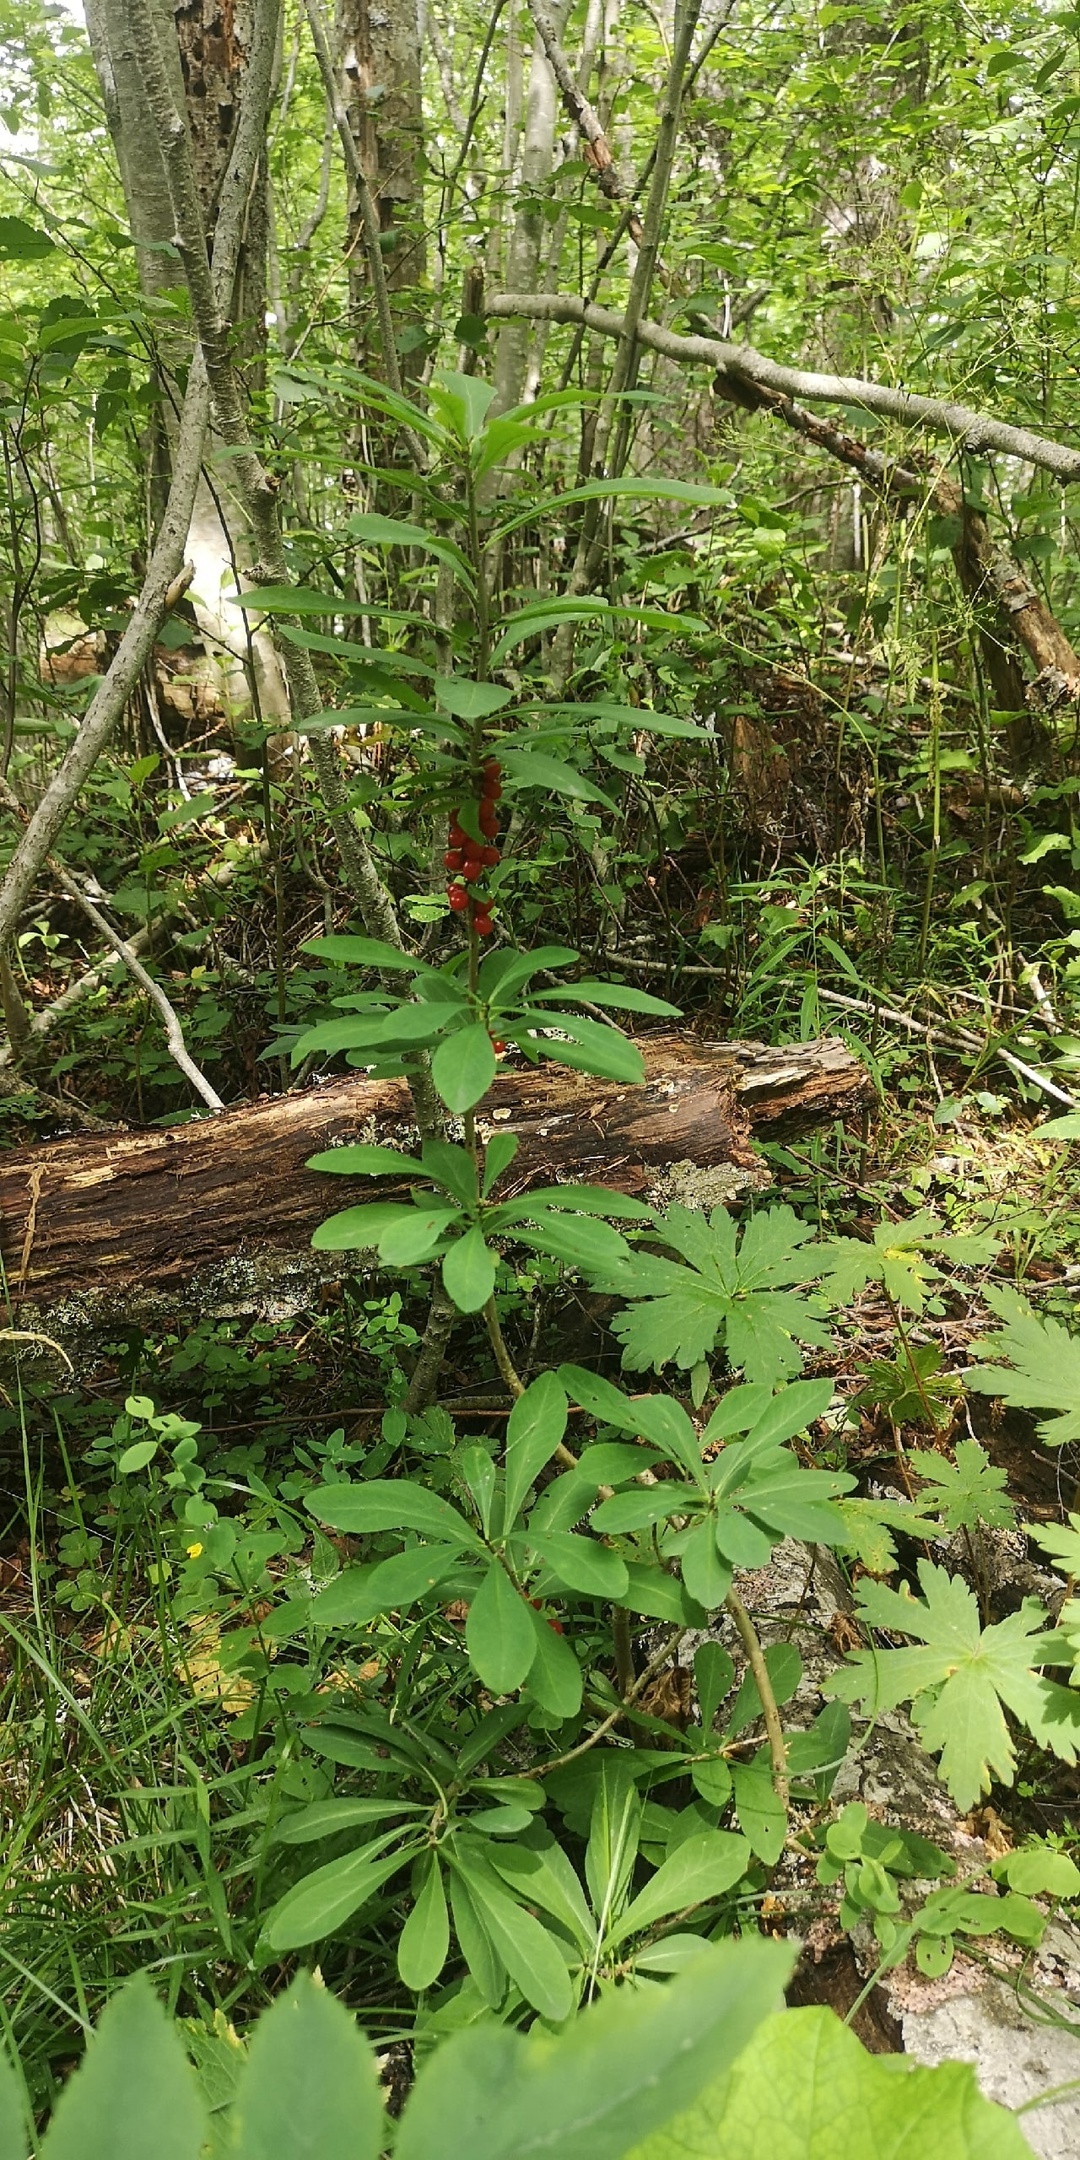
[
  {"left": 531, "top": 1624, "right": 689, "bottom": 1778},
  {"left": 50, "top": 868, "right": 224, "bottom": 1112},
  {"left": 817, "top": 988, "right": 1078, "bottom": 1110}
]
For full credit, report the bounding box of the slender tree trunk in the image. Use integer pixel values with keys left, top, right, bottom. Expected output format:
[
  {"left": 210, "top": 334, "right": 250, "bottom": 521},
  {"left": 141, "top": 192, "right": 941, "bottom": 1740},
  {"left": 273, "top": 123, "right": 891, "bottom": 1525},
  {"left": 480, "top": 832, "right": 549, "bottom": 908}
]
[
  {"left": 85, "top": 0, "right": 292, "bottom": 738},
  {"left": 340, "top": 0, "right": 428, "bottom": 376},
  {"left": 489, "top": 0, "right": 569, "bottom": 419}
]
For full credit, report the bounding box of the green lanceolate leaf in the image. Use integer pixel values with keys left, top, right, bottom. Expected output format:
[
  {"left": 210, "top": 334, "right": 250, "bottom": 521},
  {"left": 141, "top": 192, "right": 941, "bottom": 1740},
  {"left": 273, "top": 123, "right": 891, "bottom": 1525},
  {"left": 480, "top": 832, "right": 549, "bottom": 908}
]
[
  {"left": 605, "top": 1831, "right": 752, "bottom": 1948},
  {"left": 39, "top": 1977, "right": 207, "bottom": 2160},
  {"left": 529, "top": 981, "right": 682, "bottom": 1017},
  {"left": 442, "top": 1226, "right": 497, "bottom": 1313},
  {"left": 262, "top": 1833, "right": 420, "bottom": 1952},
  {"left": 398, "top": 1856, "right": 450, "bottom": 1992},
  {"left": 522, "top": 1531, "right": 629, "bottom": 1599},
  {"left": 499, "top": 750, "right": 618, "bottom": 810},
  {"left": 449, "top": 1847, "right": 574, "bottom": 2023},
  {"left": 504, "top": 1371, "right": 570, "bottom": 1524},
  {"left": 0, "top": 2049, "right": 25, "bottom": 2160},
  {"left": 432, "top": 1024, "right": 498, "bottom": 1113},
  {"left": 230, "top": 1973, "right": 383, "bottom": 2160},
  {"left": 306, "top": 1143, "right": 426, "bottom": 1178},
  {"left": 271, "top": 1798, "right": 426, "bottom": 1846},
  {"left": 525, "top": 1601, "right": 583, "bottom": 1718},
  {"left": 348, "top": 513, "right": 475, "bottom": 589},
  {"left": 307, "top": 1479, "right": 484, "bottom": 1548},
  {"left": 466, "top": 1563, "right": 537, "bottom": 1693},
  {"left": 301, "top": 935, "right": 432, "bottom": 972}
]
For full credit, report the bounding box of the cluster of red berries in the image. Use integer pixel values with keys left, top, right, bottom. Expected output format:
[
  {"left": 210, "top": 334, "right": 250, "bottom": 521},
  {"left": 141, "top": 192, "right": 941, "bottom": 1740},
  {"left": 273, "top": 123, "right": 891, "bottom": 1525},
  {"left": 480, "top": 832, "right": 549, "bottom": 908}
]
[{"left": 445, "top": 757, "right": 501, "bottom": 940}]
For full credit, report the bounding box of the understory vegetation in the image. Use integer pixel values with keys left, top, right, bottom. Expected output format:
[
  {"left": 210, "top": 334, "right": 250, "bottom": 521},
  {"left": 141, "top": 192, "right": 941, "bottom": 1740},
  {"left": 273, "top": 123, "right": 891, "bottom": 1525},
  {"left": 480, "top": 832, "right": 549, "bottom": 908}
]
[{"left": 3, "top": 0, "right": 1080, "bottom": 2150}]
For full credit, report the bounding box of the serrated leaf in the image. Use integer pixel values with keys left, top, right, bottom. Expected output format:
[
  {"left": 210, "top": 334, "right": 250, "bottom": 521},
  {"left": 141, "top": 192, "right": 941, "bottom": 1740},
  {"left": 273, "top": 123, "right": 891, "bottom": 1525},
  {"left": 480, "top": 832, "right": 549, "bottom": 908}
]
[
  {"left": 907, "top": 1442, "right": 1015, "bottom": 1534},
  {"left": 604, "top": 1207, "right": 834, "bottom": 1380},
  {"left": 825, "top": 1559, "right": 1080, "bottom": 1810},
  {"left": 964, "top": 1286, "right": 1080, "bottom": 1445}
]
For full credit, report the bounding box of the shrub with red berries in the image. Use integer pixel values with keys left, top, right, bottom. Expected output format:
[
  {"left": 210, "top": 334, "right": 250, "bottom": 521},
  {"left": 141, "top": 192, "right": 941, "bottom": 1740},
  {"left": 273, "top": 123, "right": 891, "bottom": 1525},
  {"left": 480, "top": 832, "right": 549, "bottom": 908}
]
[{"left": 446, "top": 757, "right": 502, "bottom": 938}]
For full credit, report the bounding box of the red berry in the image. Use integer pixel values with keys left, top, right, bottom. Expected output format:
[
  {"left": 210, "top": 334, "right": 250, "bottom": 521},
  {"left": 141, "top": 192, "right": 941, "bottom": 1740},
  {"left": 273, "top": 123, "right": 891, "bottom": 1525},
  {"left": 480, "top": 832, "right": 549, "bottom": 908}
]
[
  {"left": 479, "top": 803, "right": 499, "bottom": 839},
  {"left": 481, "top": 845, "right": 500, "bottom": 866},
  {"left": 483, "top": 758, "right": 501, "bottom": 779},
  {"left": 490, "top": 1037, "right": 507, "bottom": 1054},
  {"left": 445, "top": 849, "right": 463, "bottom": 872},
  {"left": 448, "top": 823, "right": 466, "bottom": 849},
  {"left": 447, "top": 884, "right": 469, "bottom": 912},
  {"left": 473, "top": 911, "right": 494, "bottom": 936},
  {"left": 461, "top": 853, "right": 485, "bottom": 882},
  {"left": 481, "top": 778, "right": 502, "bottom": 802}
]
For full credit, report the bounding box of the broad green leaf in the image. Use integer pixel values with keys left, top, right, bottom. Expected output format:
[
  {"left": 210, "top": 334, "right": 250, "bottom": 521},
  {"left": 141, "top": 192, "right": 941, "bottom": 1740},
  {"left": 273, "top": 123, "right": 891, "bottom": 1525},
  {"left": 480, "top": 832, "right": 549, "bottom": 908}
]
[
  {"left": 625, "top": 2002, "right": 1030, "bottom": 2160},
  {"left": 522, "top": 1013, "right": 646, "bottom": 1085},
  {"left": 429, "top": 368, "right": 496, "bottom": 442},
  {"left": 606, "top": 1831, "right": 752, "bottom": 1947},
  {"left": 492, "top": 476, "right": 732, "bottom": 545},
  {"left": 453, "top": 1850, "right": 574, "bottom": 2022},
  {"left": 39, "top": 1976, "right": 207, "bottom": 2160},
  {"left": 230, "top": 1972, "right": 383, "bottom": 2160},
  {"left": 631, "top": 1395, "right": 707, "bottom": 1482},
  {"left": 486, "top": 1826, "right": 595, "bottom": 1954},
  {"left": 339, "top": 1542, "right": 467, "bottom": 1619},
  {"left": 301, "top": 936, "right": 430, "bottom": 972},
  {"left": 585, "top": 1756, "right": 642, "bottom": 1919},
  {"left": 262, "top": 1833, "right": 419, "bottom": 1951},
  {"left": 118, "top": 1439, "right": 158, "bottom": 1473},
  {"left": 398, "top": 1857, "right": 450, "bottom": 1992},
  {"left": 515, "top": 1215, "right": 634, "bottom": 1272},
  {"left": 622, "top": 1563, "right": 706, "bottom": 1624},
  {"left": 681, "top": 1518, "right": 733, "bottom": 1608},
  {"left": 435, "top": 677, "right": 515, "bottom": 718},
  {"left": 379, "top": 1204, "right": 463, "bottom": 1266},
  {"left": 0, "top": 2051, "right": 25, "bottom": 2160},
  {"left": 530, "top": 981, "right": 681, "bottom": 1017},
  {"left": 307, "top": 1479, "right": 483, "bottom": 1548},
  {"left": 433, "top": 1024, "right": 498, "bottom": 1113},
  {"left": 504, "top": 1372, "right": 570, "bottom": 1524},
  {"left": 525, "top": 1601, "right": 583, "bottom": 1717},
  {"left": 496, "top": 1186, "right": 654, "bottom": 1223},
  {"left": 466, "top": 1563, "right": 537, "bottom": 1693},
  {"left": 306, "top": 1144, "right": 425, "bottom": 1178},
  {"left": 732, "top": 1758, "right": 787, "bottom": 1865},
  {"left": 523, "top": 1531, "right": 629, "bottom": 1599},
  {"left": 482, "top": 1130, "right": 520, "bottom": 1192},
  {"left": 396, "top": 1938, "right": 790, "bottom": 2160},
  {"left": 499, "top": 750, "right": 617, "bottom": 809},
  {"left": 695, "top": 1642, "right": 736, "bottom": 1729},
  {"left": 449, "top": 1872, "right": 506, "bottom": 2009},
  {"left": 591, "top": 1486, "right": 693, "bottom": 1533},
  {"left": 993, "top": 1844, "right": 1080, "bottom": 1898},
  {"left": 826, "top": 1560, "right": 1080, "bottom": 1810},
  {"left": 442, "top": 1227, "right": 497, "bottom": 1313},
  {"left": 270, "top": 1798, "right": 425, "bottom": 1846},
  {"left": 348, "top": 514, "right": 474, "bottom": 587},
  {"left": 558, "top": 1365, "right": 643, "bottom": 1429},
  {"left": 0, "top": 216, "right": 55, "bottom": 260},
  {"left": 312, "top": 1204, "right": 436, "bottom": 1254}
]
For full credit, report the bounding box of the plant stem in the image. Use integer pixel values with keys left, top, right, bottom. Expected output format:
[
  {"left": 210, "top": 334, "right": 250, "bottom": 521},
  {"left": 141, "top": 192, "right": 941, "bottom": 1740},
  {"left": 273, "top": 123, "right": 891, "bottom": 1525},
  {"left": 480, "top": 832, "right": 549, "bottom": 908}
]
[
  {"left": 532, "top": 1626, "right": 688, "bottom": 1777},
  {"left": 612, "top": 1603, "right": 635, "bottom": 1696},
  {"left": 483, "top": 1294, "right": 525, "bottom": 1398},
  {"left": 725, "top": 1588, "right": 788, "bottom": 1807}
]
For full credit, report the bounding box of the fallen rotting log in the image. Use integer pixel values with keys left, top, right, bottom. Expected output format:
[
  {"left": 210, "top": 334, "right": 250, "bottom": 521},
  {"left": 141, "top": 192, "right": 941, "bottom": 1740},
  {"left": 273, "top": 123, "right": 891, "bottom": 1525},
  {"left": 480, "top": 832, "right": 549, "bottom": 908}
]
[{"left": 0, "top": 1035, "right": 869, "bottom": 1318}]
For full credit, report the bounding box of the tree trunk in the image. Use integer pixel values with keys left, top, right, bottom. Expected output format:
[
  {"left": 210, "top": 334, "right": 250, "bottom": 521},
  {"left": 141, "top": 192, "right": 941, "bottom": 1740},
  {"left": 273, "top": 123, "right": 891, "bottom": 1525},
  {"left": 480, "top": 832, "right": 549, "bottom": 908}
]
[
  {"left": 1, "top": 1036, "right": 870, "bottom": 1319},
  {"left": 341, "top": 0, "right": 427, "bottom": 374},
  {"left": 85, "top": 0, "right": 292, "bottom": 737}
]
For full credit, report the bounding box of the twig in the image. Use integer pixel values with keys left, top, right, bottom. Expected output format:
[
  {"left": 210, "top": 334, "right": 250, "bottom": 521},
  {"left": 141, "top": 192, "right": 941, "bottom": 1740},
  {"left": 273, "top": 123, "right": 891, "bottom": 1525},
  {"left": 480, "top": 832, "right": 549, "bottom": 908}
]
[
  {"left": 725, "top": 1587, "right": 788, "bottom": 1805},
  {"left": 530, "top": 1624, "right": 689, "bottom": 1777},
  {"left": 49, "top": 867, "right": 224, "bottom": 1112},
  {"left": 816, "top": 988, "right": 1078, "bottom": 1110}
]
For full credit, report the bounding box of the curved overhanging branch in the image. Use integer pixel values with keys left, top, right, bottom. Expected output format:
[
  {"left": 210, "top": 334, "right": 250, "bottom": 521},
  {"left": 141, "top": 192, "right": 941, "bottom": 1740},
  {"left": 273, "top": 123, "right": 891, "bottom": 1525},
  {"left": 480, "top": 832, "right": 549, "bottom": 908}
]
[{"left": 485, "top": 292, "right": 1080, "bottom": 484}]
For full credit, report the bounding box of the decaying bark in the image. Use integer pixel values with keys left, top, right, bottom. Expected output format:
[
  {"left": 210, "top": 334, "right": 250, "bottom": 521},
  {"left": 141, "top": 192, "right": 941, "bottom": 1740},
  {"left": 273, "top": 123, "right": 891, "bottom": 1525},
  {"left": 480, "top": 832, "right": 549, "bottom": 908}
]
[{"left": 0, "top": 1036, "right": 870, "bottom": 1316}]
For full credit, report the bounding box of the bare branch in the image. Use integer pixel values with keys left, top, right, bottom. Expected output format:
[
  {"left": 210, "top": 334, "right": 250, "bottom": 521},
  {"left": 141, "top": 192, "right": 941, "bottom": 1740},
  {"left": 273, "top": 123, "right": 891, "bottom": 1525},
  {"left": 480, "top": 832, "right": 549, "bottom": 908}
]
[{"left": 485, "top": 291, "right": 1080, "bottom": 483}]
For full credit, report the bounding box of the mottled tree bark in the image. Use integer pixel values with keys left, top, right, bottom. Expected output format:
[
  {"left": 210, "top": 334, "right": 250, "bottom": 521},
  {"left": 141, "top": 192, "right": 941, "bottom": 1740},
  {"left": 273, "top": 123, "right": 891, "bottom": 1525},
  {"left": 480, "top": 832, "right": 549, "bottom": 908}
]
[{"left": 340, "top": 0, "right": 427, "bottom": 372}]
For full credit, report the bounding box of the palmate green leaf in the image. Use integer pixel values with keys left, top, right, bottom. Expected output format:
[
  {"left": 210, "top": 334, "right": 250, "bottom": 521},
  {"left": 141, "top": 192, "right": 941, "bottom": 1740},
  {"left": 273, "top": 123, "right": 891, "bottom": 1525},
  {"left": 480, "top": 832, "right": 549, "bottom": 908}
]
[
  {"left": 625, "top": 2002, "right": 1030, "bottom": 2160},
  {"left": 262, "top": 1831, "right": 421, "bottom": 1951},
  {"left": 397, "top": 1938, "right": 789, "bottom": 2160},
  {"left": 602, "top": 1207, "right": 835, "bottom": 1380},
  {"left": 964, "top": 1285, "right": 1080, "bottom": 1445},
  {"left": 825, "top": 1560, "right": 1080, "bottom": 1810},
  {"left": 38, "top": 1977, "right": 207, "bottom": 2160},
  {"left": 819, "top": 1213, "right": 999, "bottom": 1318},
  {"left": 522, "top": 1530, "right": 630, "bottom": 1599},
  {"left": 230, "top": 1973, "right": 383, "bottom": 2160},
  {"left": 466, "top": 1563, "right": 537, "bottom": 1694},
  {"left": 907, "top": 1441, "right": 1015, "bottom": 1534}
]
